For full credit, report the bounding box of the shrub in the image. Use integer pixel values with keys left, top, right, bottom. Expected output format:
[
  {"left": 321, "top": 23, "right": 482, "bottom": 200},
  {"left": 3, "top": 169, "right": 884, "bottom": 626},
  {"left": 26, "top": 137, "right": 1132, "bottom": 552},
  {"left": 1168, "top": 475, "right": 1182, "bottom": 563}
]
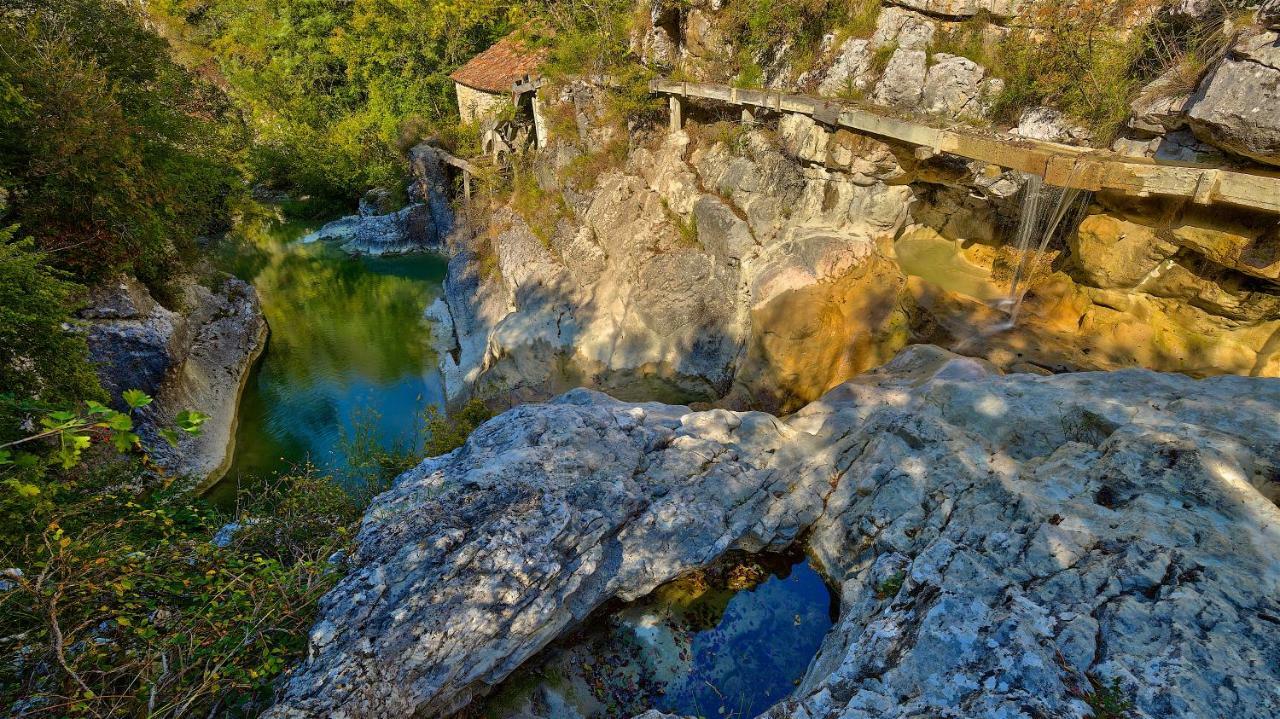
[
  {"left": 989, "top": 0, "right": 1159, "bottom": 140},
  {"left": 423, "top": 399, "right": 493, "bottom": 457},
  {"left": 0, "top": 461, "right": 349, "bottom": 718},
  {"left": 0, "top": 229, "right": 104, "bottom": 441},
  {"left": 511, "top": 166, "right": 570, "bottom": 248},
  {"left": 930, "top": 11, "right": 996, "bottom": 67},
  {"left": 0, "top": 0, "right": 243, "bottom": 286}
]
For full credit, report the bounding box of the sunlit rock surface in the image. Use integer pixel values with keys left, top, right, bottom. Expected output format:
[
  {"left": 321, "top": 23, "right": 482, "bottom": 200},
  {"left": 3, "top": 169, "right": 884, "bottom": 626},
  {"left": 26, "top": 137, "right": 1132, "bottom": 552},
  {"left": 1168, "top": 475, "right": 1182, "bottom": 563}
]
[
  {"left": 265, "top": 345, "right": 1280, "bottom": 719},
  {"left": 81, "top": 275, "right": 267, "bottom": 484}
]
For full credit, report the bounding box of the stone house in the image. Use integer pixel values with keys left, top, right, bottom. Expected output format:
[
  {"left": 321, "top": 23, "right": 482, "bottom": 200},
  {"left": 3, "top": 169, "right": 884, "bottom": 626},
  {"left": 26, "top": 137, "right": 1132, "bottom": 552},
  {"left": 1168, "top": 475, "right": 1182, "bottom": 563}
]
[{"left": 450, "top": 32, "right": 549, "bottom": 152}]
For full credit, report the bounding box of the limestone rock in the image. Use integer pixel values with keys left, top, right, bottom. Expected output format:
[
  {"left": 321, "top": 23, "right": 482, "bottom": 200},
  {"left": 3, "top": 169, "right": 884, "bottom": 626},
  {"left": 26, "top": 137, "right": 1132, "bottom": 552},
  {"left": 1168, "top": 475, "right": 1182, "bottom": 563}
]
[
  {"left": 81, "top": 278, "right": 181, "bottom": 400},
  {"left": 872, "top": 7, "right": 937, "bottom": 51},
  {"left": 1012, "top": 106, "right": 1092, "bottom": 144},
  {"left": 1069, "top": 213, "right": 1180, "bottom": 289},
  {"left": 693, "top": 195, "right": 756, "bottom": 263},
  {"left": 1262, "top": 0, "right": 1280, "bottom": 30},
  {"left": 683, "top": 8, "right": 730, "bottom": 61},
  {"left": 888, "top": 0, "right": 1029, "bottom": 18},
  {"left": 817, "top": 39, "right": 872, "bottom": 96},
  {"left": 921, "top": 53, "right": 989, "bottom": 116},
  {"left": 304, "top": 145, "right": 454, "bottom": 255},
  {"left": 1186, "top": 30, "right": 1280, "bottom": 166},
  {"left": 1166, "top": 214, "right": 1280, "bottom": 280},
  {"left": 872, "top": 48, "right": 928, "bottom": 108},
  {"left": 82, "top": 276, "right": 267, "bottom": 484},
  {"left": 265, "top": 346, "right": 1280, "bottom": 719}
]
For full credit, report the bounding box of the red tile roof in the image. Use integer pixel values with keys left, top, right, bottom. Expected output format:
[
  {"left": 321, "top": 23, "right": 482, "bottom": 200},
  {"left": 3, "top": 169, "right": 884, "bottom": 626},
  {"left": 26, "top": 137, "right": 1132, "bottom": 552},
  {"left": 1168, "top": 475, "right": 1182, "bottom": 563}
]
[{"left": 450, "top": 33, "right": 547, "bottom": 94}]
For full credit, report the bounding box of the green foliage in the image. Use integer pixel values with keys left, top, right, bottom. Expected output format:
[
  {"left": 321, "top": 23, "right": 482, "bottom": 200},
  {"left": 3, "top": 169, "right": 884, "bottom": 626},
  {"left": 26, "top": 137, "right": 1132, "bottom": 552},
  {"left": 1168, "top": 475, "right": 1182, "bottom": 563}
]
[
  {"left": 0, "top": 0, "right": 244, "bottom": 286},
  {"left": 149, "top": 0, "right": 520, "bottom": 202},
  {"left": 930, "top": 11, "right": 996, "bottom": 67},
  {"left": 875, "top": 570, "right": 905, "bottom": 600},
  {"left": 512, "top": 166, "right": 571, "bottom": 248},
  {"left": 424, "top": 399, "right": 493, "bottom": 457},
  {"left": 1, "top": 391, "right": 208, "bottom": 517},
  {"left": 869, "top": 41, "right": 898, "bottom": 76},
  {"left": 0, "top": 228, "right": 104, "bottom": 439},
  {"left": 988, "top": 0, "right": 1155, "bottom": 140},
  {"left": 0, "top": 460, "right": 350, "bottom": 717},
  {"left": 664, "top": 200, "right": 701, "bottom": 250},
  {"left": 722, "top": 0, "right": 863, "bottom": 79},
  {"left": 1081, "top": 676, "right": 1135, "bottom": 718}
]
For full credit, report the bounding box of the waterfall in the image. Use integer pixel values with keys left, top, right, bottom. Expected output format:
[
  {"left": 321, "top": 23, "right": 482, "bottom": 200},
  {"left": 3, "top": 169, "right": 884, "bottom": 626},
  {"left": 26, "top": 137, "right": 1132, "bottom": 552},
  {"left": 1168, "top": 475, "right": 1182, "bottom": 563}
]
[{"left": 1004, "top": 172, "right": 1091, "bottom": 325}]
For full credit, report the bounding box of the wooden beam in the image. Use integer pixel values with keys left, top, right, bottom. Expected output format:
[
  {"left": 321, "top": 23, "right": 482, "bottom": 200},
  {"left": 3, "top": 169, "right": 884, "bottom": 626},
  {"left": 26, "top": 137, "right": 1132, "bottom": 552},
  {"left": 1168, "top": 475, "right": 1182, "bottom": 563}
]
[{"left": 648, "top": 79, "right": 1280, "bottom": 214}]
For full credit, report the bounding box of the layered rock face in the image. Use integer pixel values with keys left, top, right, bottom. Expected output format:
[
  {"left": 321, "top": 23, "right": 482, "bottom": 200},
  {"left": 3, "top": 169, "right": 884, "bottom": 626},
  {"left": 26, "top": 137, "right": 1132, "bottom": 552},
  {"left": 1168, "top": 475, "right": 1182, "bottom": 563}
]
[
  {"left": 265, "top": 345, "right": 1280, "bottom": 718},
  {"left": 428, "top": 1, "right": 1280, "bottom": 411},
  {"left": 81, "top": 275, "right": 267, "bottom": 483}
]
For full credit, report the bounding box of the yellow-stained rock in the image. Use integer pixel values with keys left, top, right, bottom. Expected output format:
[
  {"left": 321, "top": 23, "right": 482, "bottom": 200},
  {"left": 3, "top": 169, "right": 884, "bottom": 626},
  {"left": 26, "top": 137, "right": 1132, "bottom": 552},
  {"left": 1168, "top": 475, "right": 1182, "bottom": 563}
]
[
  {"left": 1166, "top": 214, "right": 1280, "bottom": 280},
  {"left": 1070, "top": 214, "right": 1179, "bottom": 288},
  {"left": 730, "top": 255, "right": 913, "bottom": 413}
]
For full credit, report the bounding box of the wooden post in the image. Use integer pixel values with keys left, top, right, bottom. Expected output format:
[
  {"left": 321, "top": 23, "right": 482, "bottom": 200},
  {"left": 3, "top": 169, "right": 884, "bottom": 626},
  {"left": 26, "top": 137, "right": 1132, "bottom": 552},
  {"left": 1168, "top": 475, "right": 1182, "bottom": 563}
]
[
  {"left": 669, "top": 95, "right": 683, "bottom": 132},
  {"left": 531, "top": 93, "right": 547, "bottom": 150},
  {"left": 463, "top": 171, "right": 472, "bottom": 204}
]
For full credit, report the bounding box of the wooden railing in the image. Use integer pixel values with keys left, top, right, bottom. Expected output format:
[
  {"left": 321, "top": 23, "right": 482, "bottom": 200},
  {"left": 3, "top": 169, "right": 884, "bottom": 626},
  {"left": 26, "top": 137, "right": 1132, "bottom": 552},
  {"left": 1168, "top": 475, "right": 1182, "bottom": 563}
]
[{"left": 652, "top": 79, "right": 1280, "bottom": 215}]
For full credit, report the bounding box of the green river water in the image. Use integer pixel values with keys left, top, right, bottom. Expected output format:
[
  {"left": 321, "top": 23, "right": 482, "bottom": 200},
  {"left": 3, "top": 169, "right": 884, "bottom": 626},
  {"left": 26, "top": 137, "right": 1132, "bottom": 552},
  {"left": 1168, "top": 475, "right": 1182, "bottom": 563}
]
[{"left": 205, "top": 204, "right": 448, "bottom": 506}]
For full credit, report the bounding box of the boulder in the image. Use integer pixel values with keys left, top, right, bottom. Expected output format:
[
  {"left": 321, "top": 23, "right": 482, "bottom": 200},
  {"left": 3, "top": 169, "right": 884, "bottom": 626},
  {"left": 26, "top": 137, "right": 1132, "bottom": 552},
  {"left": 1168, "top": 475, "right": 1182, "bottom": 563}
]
[
  {"left": 817, "top": 39, "right": 871, "bottom": 97},
  {"left": 921, "top": 53, "right": 990, "bottom": 116},
  {"left": 81, "top": 276, "right": 267, "bottom": 484},
  {"left": 1165, "top": 213, "right": 1280, "bottom": 280},
  {"left": 264, "top": 345, "right": 1280, "bottom": 719},
  {"left": 871, "top": 47, "right": 928, "bottom": 107},
  {"left": 1186, "top": 30, "right": 1280, "bottom": 166},
  {"left": 692, "top": 194, "right": 755, "bottom": 263},
  {"left": 305, "top": 145, "right": 455, "bottom": 255},
  {"left": 1012, "top": 106, "right": 1092, "bottom": 144},
  {"left": 81, "top": 277, "right": 181, "bottom": 400},
  {"left": 1069, "top": 213, "right": 1180, "bottom": 289}
]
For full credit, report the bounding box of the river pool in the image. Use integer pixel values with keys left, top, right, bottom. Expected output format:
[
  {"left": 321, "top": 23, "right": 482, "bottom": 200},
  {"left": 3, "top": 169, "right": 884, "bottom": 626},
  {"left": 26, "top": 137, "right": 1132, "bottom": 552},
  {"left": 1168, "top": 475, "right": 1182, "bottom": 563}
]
[{"left": 205, "top": 204, "right": 447, "bottom": 506}]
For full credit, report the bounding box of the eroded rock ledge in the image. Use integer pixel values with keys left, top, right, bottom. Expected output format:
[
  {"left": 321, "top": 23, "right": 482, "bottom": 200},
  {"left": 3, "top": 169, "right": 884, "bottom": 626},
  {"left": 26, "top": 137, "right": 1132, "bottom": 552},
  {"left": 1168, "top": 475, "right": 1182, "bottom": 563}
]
[
  {"left": 265, "top": 345, "right": 1280, "bottom": 719},
  {"left": 81, "top": 274, "right": 268, "bottom": 484}
]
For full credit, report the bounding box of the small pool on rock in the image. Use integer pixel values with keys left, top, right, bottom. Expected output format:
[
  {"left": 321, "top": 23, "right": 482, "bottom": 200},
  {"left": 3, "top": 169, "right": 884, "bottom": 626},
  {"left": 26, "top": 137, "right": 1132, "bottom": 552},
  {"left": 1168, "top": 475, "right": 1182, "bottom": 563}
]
[{"left": 474, "top": 551, "right": 837, "bottom": 719}]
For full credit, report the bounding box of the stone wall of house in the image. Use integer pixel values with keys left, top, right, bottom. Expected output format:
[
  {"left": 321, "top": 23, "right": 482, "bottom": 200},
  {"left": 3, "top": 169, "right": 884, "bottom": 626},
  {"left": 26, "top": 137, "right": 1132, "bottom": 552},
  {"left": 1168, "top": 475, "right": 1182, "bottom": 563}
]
[{"left": 455, "top": 83, "right": 507, "bottom": 125}]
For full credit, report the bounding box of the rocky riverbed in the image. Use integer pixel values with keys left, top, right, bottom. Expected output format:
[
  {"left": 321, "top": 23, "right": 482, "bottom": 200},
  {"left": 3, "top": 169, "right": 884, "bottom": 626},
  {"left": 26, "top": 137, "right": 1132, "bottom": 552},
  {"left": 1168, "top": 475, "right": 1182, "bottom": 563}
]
[{"left": 264, "top": 345, "right": 1280, "bottom": 719}]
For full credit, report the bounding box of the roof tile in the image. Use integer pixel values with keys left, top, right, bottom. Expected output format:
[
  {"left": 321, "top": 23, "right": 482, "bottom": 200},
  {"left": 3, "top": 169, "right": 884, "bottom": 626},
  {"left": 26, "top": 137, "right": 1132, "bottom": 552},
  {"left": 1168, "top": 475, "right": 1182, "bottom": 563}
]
[{"left": 450, "top": 33, "right": 547, "bottom": 94}]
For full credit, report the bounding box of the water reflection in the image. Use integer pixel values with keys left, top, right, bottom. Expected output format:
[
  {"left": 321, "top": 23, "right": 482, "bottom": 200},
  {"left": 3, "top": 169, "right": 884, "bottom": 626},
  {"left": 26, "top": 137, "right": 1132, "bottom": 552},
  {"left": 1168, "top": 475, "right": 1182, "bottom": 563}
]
[
  {"left": 205, "top": 204, "right": 447, "bottom": 506},
  {"left": 477, "top": 553, "right": 836, "bottom": 719}
]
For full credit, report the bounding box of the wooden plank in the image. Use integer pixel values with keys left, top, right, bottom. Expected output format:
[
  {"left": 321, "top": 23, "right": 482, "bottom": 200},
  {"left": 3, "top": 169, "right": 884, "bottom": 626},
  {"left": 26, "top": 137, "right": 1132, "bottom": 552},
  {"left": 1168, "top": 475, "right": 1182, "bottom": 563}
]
[{"left": 649, "top": 79, "right": 1280, "bottom": 215}]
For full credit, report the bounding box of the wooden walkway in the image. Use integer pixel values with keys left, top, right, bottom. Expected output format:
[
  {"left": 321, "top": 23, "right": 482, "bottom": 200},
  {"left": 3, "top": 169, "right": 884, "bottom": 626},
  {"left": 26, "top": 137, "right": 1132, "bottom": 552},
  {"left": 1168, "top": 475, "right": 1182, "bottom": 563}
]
[{"left": 651, "top": 79, "right": 1280, "bottom": 215}]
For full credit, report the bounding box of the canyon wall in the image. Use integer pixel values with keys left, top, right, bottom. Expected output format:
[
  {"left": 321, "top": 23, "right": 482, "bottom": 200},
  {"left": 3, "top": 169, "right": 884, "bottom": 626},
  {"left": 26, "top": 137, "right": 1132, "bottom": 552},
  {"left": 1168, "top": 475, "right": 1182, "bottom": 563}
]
[
  {"left": 80, "top": 274, "right": 267, "bottom": 484},
  {"left": 426, "top": 1, "right": 1280, "bottom": 412}
]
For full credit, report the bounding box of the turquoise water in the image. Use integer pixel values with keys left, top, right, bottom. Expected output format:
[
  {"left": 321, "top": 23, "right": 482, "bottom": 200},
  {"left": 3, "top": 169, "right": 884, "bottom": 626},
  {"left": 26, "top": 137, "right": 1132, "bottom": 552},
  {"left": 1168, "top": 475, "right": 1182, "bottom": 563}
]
[
  {"left": 206, "top": 204, "right": 447, "bottom": 506},
  {"left": 479, "top": 553, "right": 837, "bottom": 719}
]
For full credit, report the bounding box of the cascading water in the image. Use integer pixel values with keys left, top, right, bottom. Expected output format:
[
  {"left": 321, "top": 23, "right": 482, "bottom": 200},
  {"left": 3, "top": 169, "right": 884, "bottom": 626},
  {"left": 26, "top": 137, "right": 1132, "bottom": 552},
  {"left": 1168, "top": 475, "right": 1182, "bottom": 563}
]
[{"left": 1002, "top": 171, "right": 1092, "bottom": 325}]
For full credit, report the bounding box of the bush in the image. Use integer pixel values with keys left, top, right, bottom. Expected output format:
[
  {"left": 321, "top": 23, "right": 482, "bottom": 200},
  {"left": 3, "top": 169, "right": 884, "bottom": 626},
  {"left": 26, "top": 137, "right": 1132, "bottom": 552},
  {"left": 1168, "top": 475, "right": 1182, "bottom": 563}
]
[
  {"left": 423, "top": 399, "right": 493, "bottom": 457},
  {"left": 0, "top": 460, "right": 349, "bottom": 718},
  {"left": 0, "top": 228, "right": 104, "bottom": 441},
  {"left": 0, "top": 0, "right": 243, "bottom": 286},
  {"left": 989, "top": 0, "right": 1159, "bottom": 139}
]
